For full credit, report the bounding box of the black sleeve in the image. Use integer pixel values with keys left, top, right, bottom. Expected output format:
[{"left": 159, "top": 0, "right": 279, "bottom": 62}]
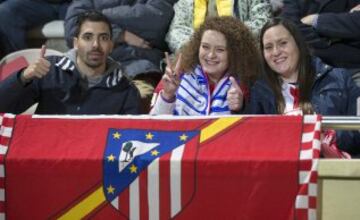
[
  {"left": 245, "top": 82, "right": 271, "bottom": 114},
  {"left": 120, "top": 82, "right": 141, "bottom": 115},
  {"left": 316, "top": 11, "right": 360, "bottom": 39},
  {"left": 0, "top": 70, "right": 39, "bottom": 114},
  {"left": 280, "top": 0, "right": 331, "bottom": 49},
  {"left": 335, "top": 70, "right": 360, "bottom": 156},
  {"left": 64, "top": 0, "right": 175, "bottom": 50},
  {"left": 101, "top": 0, "right": 175, "bottom": 49}
]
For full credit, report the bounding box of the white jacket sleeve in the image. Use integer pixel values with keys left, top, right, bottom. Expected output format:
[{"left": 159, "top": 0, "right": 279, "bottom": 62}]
[{"left": 149, "top": 90, "right": 176, "bottom": 115}]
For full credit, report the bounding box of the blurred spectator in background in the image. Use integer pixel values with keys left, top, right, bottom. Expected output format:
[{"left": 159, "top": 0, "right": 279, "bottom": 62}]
[
  {"left": 269, "top": 0, "right": 283, "bottom": 16},
  {"left": 165, "top": 0, "right": 272, "bottom": 53},
  {"left": 247, "top": 18, "right": 360, "bottom": 157},
  {"left": 0, "top": 0, "right": 71, "bottom": 58},
  {"left": 281, "top": 0, "right": 360, "bottom": 86},
  {"left": 0, "top": 11, "right": 140, "bottom": 115},
  {"left": 150, "top": 16, "right": 260, "bottom": 116},
  {"left": 64, "top": 0, "right": 177, "bottom": 113}
]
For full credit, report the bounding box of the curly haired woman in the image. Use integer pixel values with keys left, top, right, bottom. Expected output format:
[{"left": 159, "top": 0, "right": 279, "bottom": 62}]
[{"left": 150, "top": 16, "right": 260, "bottom": 115}]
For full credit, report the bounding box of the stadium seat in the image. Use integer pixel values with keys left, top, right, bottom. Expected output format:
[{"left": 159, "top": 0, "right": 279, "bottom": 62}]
[
  {"left": 27, "top": 20, "right": 68, "bottom": 52},
  {"left": 0, "top": 48, "right": 63, "bottom": 80}
]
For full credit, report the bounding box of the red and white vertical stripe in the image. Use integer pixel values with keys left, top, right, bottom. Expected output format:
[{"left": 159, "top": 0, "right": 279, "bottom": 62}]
[
  {"left": 112, "top": 137, "right": 198, "bottom": 220},
  {"left": 0, "top": 113, "right": 15, "bottom": 220},
  {"left": 282, "top": 83, "right": 301, "bottom": 115},
  {"left": 295, "top": 115, "right": 321, "bottom": 220}
]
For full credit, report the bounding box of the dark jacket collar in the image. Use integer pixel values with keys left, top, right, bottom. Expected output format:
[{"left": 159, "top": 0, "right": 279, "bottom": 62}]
[
  {"left": 312, "top": 57, "right": 332, "bottom": 81},
  {"left": 55, "top": 49, "right": 127, "bottom": 88}
]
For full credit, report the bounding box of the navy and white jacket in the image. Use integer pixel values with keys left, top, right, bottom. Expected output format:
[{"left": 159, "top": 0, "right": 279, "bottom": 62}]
[
  {"left": 246, "top": 58, "right": 360, "bottom": 155},
  {"left": 0, "top": 49, "right": 141, "bottom": 114},
  {"left": 150, "top": 65, "right": 233, "bottom": 116}
]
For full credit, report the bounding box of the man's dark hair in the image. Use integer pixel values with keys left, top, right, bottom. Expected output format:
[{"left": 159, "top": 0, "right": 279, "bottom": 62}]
[{"left": 74, "top": 10, "right": 112, "bottom": 38}]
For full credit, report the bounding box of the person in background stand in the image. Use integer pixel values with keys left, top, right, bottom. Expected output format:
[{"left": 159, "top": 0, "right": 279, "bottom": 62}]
[
  {"left": 281, "top": 0, "right": 360, "bottom": 86},
  {"left": 0, "top": 0, "right": 71, "bottom": 59},
  {"left": 247, "top": 18, "right": 360, "bottom": 158},
  {"left": 165, "top": 0, "right": 273, "bottom": 53},
  {"left": 269, "top": 0, "right": 284, "bottom": 16},
  {"left": 0, "top": 11, "right": 140, "bottom": 115},
  {"left": 64, "top": 0, "right": 177, "bottom": 113}
]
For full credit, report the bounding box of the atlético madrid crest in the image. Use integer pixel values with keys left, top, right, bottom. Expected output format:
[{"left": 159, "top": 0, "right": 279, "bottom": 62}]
[{"left": 103, "top": 128, "right": 200, "bottom": 219}]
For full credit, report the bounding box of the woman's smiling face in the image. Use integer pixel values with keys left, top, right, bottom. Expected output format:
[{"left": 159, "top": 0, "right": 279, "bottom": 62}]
[
  {"left": 262, "top": 24, "right": 300, "bottom": 83},
  {"left": 199, "top": 30, "right": 229, "bottom": 83}
]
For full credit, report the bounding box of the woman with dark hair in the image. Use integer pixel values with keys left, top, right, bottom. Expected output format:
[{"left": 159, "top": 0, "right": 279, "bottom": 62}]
[
  {"left": 150, "top": 16, "right": 260, "bottom": 115},
  {"left": 247, "top": 17, "right": 360, "bottom": 157}
]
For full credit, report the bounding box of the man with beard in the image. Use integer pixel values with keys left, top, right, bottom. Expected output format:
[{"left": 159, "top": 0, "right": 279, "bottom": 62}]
[
  {"left": 0, "top": 11, "right": 140, "bottom": 115},
  {"left": 64, "top": 0, "right": 177, "bottom": 113}
]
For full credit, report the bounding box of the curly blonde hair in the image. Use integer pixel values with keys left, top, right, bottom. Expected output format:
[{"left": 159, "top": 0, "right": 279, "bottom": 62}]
[{"left": 178, "top": 16, "right": 261, "bottom": 86}]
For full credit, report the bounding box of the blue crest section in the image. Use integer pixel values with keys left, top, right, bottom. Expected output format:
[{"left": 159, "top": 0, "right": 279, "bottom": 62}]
[{"left": 103, "top": 129, "right": 199, "bottom": 202}]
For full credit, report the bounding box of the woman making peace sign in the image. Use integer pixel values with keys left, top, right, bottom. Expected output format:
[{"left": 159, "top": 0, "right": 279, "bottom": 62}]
[{"left": 150, "top": 16, "right": 260, "bottom": 115}]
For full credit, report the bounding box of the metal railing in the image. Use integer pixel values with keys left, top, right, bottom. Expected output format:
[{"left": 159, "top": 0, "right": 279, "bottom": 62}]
[{"left": 322, "top": 116, "right": 360, "bottom": 130}]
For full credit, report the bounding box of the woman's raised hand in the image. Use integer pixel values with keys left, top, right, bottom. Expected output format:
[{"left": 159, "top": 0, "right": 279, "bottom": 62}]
[
  {"left": 161, "top": 52, "right": 182, "bottom": 101},
  {"left": 227, "top": 76, "right": 244, "bottom": 112}
]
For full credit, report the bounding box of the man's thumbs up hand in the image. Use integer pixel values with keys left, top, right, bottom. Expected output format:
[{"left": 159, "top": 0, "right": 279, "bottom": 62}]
[
  {"left": 21, "top": 45, "right": 51, "bottom": 83},
  {"left": 40, "top": 44, "right": 47, "bottom": 58}
]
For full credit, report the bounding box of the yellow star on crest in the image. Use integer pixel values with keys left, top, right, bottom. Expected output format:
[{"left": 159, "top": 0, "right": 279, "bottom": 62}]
[
  {"left": 146, "top": 132, "right": 154, "bottom": 140},
  {"left": 113, "top": 132, "right": 121, "bottom": 139},
  {"left": 107, "top": 154, "right": 115, "bottom": 162},
  {"left": 129, "top": 164, "right": 138, "bottom": 173},
  {"left": 179, "top": 134, "right": 188, "bottom": 141},
  {"left": 151, "top": 150, "right": 160, "bottom": 156},
  {"left": 107, "top": 185, "right": 115, "bottom": 194}
]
